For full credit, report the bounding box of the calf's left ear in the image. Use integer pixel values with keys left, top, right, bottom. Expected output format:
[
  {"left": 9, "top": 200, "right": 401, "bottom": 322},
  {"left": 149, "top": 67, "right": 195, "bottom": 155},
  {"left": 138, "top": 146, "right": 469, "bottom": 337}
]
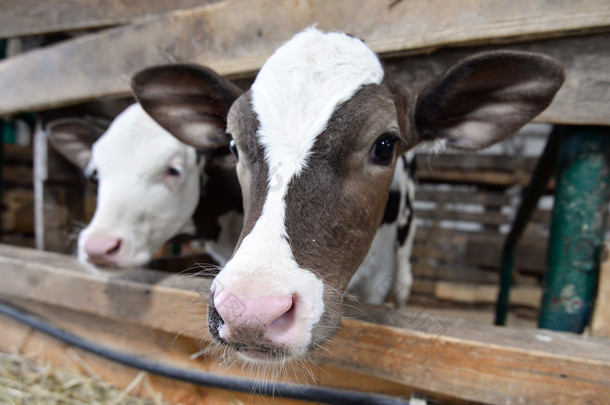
[
  {"left": 46, "top": 118, "right": 105, "bottom": 169},
  {"left": 413, "top": 51, "right": 565, "bottom": 151},
  {"left": 131, "top": 64, "right": 242, "bottom": 149}
]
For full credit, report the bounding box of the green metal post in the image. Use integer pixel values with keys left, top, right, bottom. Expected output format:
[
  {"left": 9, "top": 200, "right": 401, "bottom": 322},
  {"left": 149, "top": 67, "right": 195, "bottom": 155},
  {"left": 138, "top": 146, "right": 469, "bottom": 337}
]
[
  {"left": 495, "top": 127, "right": 560, "bottom": 325},
  {"left": 539, "top": 126, "right": 610, "bottom": 333}
]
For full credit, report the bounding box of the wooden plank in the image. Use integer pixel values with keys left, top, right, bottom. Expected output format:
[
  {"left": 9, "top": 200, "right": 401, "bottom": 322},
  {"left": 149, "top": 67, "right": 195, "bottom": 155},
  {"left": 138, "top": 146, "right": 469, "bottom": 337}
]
[
  {"left": 416, "top": 209, "right": 510, "bottom": 227},
  {"left": 415, "top": 154, "right": 538, "bottom": 173},
  {"left": 415, "top": 188, "right": 510, "bottom": 207},
  {"left": 466, "top": 238, "right": 548, "bottom": 273},
  {"left": 0, "top": 0, "right": 220, "bottom": 38},
  {"left": 0, "top": 234, "right": 35, "bottom": 248},
  {"left": 388, "top": 32, "right": 610, "bottom": 127},
  {"left": 1, "top": 165, "right": 33, "bottom": 185},
  {"left": 434, "top": 282, "right": 541, "bottom": 307},
  {"left": 0, "top": 0, "right": 609, "bottom": 115},
  {"left": 0, "top": 245, "right": 609, "bottom": 404},
  {"left": 3, "top": 144, "right": 33, "bottom": 163},
  {"left": 1, "top": 189, "right": 34, "bottom": 233},
  {"left": 416, "top": 168, "right": 525, "bottom": 187},
  {"left": 592, "top": 242, "right": 610, "bottom": 338}
]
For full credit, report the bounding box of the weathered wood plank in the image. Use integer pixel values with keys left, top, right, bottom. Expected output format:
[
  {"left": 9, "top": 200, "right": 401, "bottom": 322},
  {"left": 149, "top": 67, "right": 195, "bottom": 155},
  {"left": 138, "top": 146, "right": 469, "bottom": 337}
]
[
  {"left": 415, "top": 188, "right": 511, "bottom": 207},
  {"left": 416, "top": 209, "right": 510, "bottom": 227},
  {"left": 466, "top": 238, "right": 548, "bottom": 273},
  {"left": 415, "top": 154, "right": 538, "bottom": 173},
  {"left": 434, "top": 282, "right": 541, "bottom": 307},
  {"left": 3, "top": 144, "right": 33, "bottom": 163},
  {"left": 0, "top": 244, "right": 609, "bottom": 404},
  {"left": 0, "top": 0, "right": 220, "bottom": 38},
  {"left": 1, "top": 189, "right": 34, "bottom": 233},
  {"left": 415, "top": 165, "right": 535, "bottom": 187},
  {"left": 387, "top": 33, "right": 610, "bottom": 127},
  {"left": 592, "top": 242, "right": 610, "bottom": 338},
  {"left": 0, "top": 0, "right": 609, "bottom": 116},
  {"left": 2, "top": 165, "right": 33, "bottom": 185}
]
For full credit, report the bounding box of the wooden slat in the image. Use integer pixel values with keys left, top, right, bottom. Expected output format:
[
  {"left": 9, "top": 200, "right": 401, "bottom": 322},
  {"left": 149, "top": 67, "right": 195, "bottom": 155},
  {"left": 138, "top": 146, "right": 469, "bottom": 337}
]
[
  {"left": 1, "top": 189, "right": 34, "bottom": 233},
  {"left": 415, "top": 154, "right": 537, "bottom": 173},
  {"left": 412, "top": 263, "right": 499, "bottom": 285},
  {"left": 466, "top": 238, "right": 548, "bottom": 273},
  {"left": 0, "top": 0, "right": 609, "bottom": 116},
  {"left": 434, "top": 282, "right": 541, "bottom": 307},
  {"left": 3, "top": 144, "right": 33, "bottom": 163},
  {"left": 0, "top": 234, "right": 35, "bottom": 248},
  {"left": 2, "top": 165, "right": 33, "bottom": 185},
  {"left": 416, "top": 209, "right": 510, "bottom": 227},
  {"left": 0, "top": 244, "right": 609, "bottom": 404},
  {"left": 592, "top": 242, "right": 610, "bottom": 338},
  {"left": 0, "top": 0, "right": 220, "bottom": 38},
  {"left": 415, "top": 188, "right": 510, "bottom": 207},
  {"left": 416, "top": 168, "right": 527, "bottom": 187}
]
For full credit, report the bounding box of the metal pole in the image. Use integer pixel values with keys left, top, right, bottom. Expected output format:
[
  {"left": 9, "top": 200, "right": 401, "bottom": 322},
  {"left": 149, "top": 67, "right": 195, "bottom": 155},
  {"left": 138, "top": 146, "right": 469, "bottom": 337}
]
[
  {"left": 538, "top": 126, "right": 610, "bottom": 333},
  {"left": 495, "top": 127, "right": 560, "bottom": 325}
]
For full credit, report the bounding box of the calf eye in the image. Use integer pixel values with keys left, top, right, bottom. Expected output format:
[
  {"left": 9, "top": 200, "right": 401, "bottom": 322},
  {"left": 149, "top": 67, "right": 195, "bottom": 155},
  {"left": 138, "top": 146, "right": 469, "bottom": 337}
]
[
  {"left": 166, "top": 166, "right": 182, "bottom": 177},
  {"left": 372, "top": 133, "right": 398, "bottom": 165},
  {"left": 229, "top": 137, "right": 239, "bottom": 161},
  {"left": 87, "top": 168, "right": 99, "bottom": 183}
]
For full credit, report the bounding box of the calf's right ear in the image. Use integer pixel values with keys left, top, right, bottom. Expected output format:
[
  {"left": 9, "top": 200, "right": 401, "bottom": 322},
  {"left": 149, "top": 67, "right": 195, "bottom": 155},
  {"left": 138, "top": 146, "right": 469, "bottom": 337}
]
[
  {"left": 413, "top": 50, "right": 564, "bottom": 151},
  {"left": 46, "top": 119, "right": 104, "bottom": 170},
  {"left": 131, "top": 64, "right": 242, "bottom": 150}
]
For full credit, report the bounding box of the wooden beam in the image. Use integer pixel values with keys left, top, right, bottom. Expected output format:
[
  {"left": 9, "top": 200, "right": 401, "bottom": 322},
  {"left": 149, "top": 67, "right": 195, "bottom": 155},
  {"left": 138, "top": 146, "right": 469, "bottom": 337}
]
[
  {"left": 0, "top": 244, "right": 609, "bottom": 404},
  {"left": 0, "top": 0, "right": 220, "bottom": 38},
  {"left": 0, "top": 0, "right": 609, "bottom": 117}
]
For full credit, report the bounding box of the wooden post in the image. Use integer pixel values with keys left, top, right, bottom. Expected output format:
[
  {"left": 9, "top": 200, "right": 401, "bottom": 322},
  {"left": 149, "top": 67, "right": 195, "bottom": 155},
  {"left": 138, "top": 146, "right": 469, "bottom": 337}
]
[{"left": 591, "top": 242, "right": 610, "bottom": 337}]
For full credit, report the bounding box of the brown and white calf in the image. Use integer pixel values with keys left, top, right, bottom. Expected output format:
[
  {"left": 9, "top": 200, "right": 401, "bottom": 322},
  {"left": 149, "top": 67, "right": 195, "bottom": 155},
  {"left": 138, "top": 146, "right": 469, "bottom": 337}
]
[
  {"left": 47, "top": 104, "right": 243, "bottom": 270},
  {"left": 132, "top": 28, "right": 564, "bottom": 362}
]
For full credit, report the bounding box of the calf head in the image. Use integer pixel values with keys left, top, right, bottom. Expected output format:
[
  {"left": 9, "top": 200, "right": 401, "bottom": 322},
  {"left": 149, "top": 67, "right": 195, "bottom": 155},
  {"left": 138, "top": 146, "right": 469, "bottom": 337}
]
[
  {"left": 47, "top": 104, "right": 204, "bottom": 270},
  {"left": 132, "top": 28, "right": 564, "bottom": 362}
]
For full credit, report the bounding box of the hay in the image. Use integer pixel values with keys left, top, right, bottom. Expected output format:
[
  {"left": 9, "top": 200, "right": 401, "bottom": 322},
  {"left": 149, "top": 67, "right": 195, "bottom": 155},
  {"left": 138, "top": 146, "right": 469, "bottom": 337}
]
[{"left": 0, "top": 352, "right": 172, "bottom": 405}]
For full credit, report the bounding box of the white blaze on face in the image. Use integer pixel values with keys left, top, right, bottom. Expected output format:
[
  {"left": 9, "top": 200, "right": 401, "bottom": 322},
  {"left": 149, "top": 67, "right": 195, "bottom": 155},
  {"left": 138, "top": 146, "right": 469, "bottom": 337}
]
[
  {"left": 214, "top": 29, "right": 384, "bottom": 351},
  {"left": 78, "top": 104, "right": 200, "bottom": 269}
]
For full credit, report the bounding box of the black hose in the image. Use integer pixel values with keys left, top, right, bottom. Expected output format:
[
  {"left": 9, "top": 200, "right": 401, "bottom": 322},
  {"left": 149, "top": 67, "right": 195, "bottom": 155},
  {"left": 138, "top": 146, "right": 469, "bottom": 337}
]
[{"left": 0, "top": 301, "right": 409, "bottom": 405}]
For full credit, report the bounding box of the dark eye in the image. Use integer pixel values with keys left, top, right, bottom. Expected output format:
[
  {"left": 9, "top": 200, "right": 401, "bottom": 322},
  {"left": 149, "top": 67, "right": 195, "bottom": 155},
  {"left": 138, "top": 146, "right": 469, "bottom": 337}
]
[
  {"left": 371, "top": 133, "right": 398, "bottom": 165},
  {"left": 229, "top": 137, "right": 239, "bottom": 161},
  {"left": 166, "top": 166, "right": 181, "bottom": 177},
  {"left": 87, "top": 169, "right": 99, "bottom": 183}
]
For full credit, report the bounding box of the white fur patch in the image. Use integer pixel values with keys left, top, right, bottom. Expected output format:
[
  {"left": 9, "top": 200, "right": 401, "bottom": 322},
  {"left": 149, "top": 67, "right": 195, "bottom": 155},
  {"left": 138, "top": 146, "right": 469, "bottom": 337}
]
[{"left": 215, "top": 29, "right": 384, "bottom": 351}]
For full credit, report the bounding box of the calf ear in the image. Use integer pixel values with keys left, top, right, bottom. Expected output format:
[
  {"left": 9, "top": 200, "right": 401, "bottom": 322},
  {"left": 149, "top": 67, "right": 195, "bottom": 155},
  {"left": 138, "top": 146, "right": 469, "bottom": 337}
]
[
  {"left": 131, "top": 64, "right": 242, "bottom": 149},
  {"left": 46, "top": 119, "right": 104, "bottom": 169},
  {"left": 414, "top": 51, "right": 564, "bottom": 151}
]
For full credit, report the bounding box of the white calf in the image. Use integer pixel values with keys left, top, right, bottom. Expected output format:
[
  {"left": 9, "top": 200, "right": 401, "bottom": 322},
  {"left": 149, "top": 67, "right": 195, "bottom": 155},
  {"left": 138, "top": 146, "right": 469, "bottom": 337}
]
[
  {"left": 132, "top": 28, "right": 564, "bottom": 362},
  {"left": 47, "top": 103, "right": 242, "bottom": 270}
]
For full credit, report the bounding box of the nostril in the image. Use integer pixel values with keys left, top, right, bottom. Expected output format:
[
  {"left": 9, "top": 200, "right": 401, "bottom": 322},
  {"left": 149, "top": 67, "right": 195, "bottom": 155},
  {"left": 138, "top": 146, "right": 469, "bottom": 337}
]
[
  {"left": 106, "top": 239, "right": 121, "bottom": 256},
  {"left": 83, "top": 236, "right": 122, "bottom": 260},
  {"left": 268, "top": 296, "right": 296, "bottom": 333}
]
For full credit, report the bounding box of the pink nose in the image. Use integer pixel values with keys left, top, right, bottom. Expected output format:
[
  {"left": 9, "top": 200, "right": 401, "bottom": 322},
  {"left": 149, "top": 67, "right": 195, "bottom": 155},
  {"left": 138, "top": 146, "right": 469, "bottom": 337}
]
[
  {"left": 213, "top": 291, "right": 296, "bottom": 342},
  {"left": 82, "top": 235, "right": 122, "bottom": 265}
]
